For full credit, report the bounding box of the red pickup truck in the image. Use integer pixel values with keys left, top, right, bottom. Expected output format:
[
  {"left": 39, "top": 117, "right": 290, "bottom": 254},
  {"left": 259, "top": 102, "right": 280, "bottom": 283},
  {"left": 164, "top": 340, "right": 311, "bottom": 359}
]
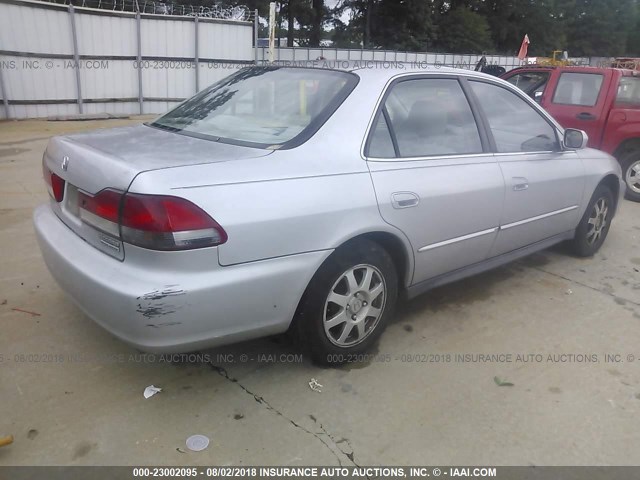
[{"left": 502, "top": 66, "right": 640, "bottom": 202}]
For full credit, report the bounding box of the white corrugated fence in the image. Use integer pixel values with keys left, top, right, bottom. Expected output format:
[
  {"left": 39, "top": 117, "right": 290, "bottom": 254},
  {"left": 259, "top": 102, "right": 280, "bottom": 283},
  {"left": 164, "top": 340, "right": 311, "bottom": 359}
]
[{"left": 0, "top": 0, "right": 255, "bottom": 119}]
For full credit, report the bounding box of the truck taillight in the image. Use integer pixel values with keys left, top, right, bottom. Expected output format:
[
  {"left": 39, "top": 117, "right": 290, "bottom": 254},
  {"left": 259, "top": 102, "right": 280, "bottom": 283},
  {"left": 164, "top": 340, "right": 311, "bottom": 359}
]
[
  {"left": 78, "top": 189, "right": 227, "bottom": 251},
  {"left": 43, "top": 164, "right": 65, "bottom": 202}
]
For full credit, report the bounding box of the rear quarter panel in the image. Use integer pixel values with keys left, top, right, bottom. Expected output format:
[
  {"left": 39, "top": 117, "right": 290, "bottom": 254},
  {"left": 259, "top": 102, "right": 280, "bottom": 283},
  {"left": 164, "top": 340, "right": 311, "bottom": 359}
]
[{"left": 128, "top": 74, "right": 415, "bottom": 279}]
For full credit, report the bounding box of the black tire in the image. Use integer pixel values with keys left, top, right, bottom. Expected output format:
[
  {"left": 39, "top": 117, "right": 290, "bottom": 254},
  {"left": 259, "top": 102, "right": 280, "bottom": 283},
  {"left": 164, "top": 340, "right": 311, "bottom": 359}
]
[
  {"left": 569, "top": 184, "right": 614, "bottom": 257},
  {"left": 621, "top": 151, "right": 640, "bottom": 202},
  {"left": 294, "top": 238, "right": 398, "bottom": 366}
]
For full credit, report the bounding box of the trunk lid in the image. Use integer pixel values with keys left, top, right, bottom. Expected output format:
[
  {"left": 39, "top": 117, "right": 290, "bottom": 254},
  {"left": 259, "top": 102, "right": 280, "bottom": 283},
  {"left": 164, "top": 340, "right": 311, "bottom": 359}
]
[
  {"left": 43, "top": 124, "right": 271, "bottom": 260},
  {"left": 45, "top": 124, "right": 272, "bottom": 194}
]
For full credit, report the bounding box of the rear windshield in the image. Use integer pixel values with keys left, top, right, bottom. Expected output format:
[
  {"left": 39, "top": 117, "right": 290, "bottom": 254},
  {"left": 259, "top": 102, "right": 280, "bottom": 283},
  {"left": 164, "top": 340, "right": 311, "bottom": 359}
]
[{"left": 150, "top": 67, "right": 358, "bottom": 148}]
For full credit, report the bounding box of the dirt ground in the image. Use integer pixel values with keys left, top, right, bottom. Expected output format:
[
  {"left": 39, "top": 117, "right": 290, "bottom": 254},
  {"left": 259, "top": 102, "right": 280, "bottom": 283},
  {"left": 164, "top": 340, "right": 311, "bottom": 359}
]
[{"left": 1, "top": 117, "right": 640, "bottom": 466}]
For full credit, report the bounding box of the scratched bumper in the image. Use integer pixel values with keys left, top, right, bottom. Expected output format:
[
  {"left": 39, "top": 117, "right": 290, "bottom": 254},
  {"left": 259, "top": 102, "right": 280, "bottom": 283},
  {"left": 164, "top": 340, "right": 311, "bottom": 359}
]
[{"left": 34, "top": 204, "right": 331, "bottom": 353}]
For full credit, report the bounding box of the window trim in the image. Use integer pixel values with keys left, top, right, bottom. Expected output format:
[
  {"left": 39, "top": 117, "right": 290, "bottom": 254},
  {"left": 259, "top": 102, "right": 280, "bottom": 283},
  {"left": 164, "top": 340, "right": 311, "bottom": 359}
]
[
  {"left": 551, "top": 71, "right": 605, "bottom": 108},
  {"left": 459, "top": 77, "right": 496, "bottom": 153},
  {"left": 364, "top": 107, "right": 401, "bottom": 158},
  {"left": 363, "top": 74, "right": 491, "bottom": 161},
  {"left": 465, "top": 78, "right": 563, "bottom": 155},
  {"left": 382, "top": 107, "right": 401, "bottom": 157}
]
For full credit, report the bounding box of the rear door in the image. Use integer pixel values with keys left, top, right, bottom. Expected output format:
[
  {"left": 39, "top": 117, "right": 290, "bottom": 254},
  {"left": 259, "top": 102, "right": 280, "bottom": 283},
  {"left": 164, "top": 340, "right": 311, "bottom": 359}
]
[
  {"left": 543, "top": 68, "right": 613, "bottom": 148},
  {"left": 467, "top": 80, "right": 584, "bottom": 256},
  {"left": 365, "top": 76, "right": 504, "bottom": 284}
]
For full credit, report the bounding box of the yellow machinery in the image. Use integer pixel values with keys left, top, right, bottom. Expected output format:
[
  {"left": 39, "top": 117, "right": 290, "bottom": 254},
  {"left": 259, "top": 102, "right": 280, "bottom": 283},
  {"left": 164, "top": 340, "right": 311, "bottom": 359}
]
[{"left": 535, "top": 51, "right": 577, "bottom": 66}]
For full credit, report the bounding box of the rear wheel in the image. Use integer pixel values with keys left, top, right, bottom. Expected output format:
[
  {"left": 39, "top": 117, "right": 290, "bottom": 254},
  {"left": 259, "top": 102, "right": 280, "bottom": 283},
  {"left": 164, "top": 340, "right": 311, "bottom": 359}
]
[
  {"left": 621, "top": 151, "right": 640, "bottom": 202},
  {"left": 294, "top": 238, "right": 398, "bottom": 365},
  {"left": 569, "top": 184, "right": 614, "bottom": 257}
]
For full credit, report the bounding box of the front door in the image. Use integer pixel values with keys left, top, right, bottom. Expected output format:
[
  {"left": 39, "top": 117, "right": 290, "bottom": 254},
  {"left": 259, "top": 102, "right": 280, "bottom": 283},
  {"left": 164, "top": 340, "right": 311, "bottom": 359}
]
[
  {"left": 466, "top": 80, "right": 585, "bottom": 256},
  {"left": 365, "top": 76, "right": 505, "bottom": 284}
]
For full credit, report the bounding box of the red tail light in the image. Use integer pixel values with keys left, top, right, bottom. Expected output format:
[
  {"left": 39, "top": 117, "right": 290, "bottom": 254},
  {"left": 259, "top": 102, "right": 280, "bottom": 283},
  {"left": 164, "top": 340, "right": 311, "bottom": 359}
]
[
  {"left": 77, "top": 189, "right": 227, "bottom": 251},
  {"left": 43, "top": 164, "right": 65, "bottom": 202}
]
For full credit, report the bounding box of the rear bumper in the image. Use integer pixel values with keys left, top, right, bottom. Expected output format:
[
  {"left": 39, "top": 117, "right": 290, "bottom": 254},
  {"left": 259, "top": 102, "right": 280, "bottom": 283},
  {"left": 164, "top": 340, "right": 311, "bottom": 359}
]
[{"left": 34, "top": 204, "right": 331, "bottom": 353}]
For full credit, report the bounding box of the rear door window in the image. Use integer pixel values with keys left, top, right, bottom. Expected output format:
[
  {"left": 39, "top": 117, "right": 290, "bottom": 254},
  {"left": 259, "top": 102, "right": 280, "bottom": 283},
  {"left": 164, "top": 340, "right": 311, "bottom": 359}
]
[
  {"left": 371, "top": 78, "right": 483, "bottom": 158},
  {"left": 552, "top": 72, "right": 604, "bottom": 106}
]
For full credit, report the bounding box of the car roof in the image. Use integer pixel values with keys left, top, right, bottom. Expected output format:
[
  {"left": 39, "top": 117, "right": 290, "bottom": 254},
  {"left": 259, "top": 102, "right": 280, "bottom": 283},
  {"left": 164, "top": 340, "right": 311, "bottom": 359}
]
[
  {"left": 505, "top": 65, "right": 637, "bottom": 75},
  {"left": 350, "top": 63, "right": 467, "bottom": 75},
  {"left": 268, "top": 61, "right": 496, "bottom": 81},
  {"left": 263, "top": 62, "right": 527, "bottom": 93},
  {"left": 349, "top": 63, "right": 507, "bottom": 84}
]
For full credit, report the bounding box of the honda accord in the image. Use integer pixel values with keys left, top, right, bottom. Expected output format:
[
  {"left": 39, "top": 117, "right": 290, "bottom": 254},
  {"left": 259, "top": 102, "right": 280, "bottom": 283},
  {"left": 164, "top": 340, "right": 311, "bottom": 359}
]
[{"left": 34, "top": 65, "right": 624, "bottom": 364}]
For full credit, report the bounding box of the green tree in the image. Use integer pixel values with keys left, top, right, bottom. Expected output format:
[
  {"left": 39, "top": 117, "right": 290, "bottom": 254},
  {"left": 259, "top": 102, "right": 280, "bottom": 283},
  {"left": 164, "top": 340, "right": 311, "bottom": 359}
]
[
  {"left": 293, "top": 0, "right": 329, "bottom": 46},
  {"left": 478, "top": 0, "right": 568, "bottom": 56},
  {"left": 566, "top": 0, "right": 636, "bottom": 56},
  {"left": 325, "top": 0, "right": 640, "bottom": 57},
  {"left": 435, "top": 7, "right": 493, "bottom": 53},
  {"left": 627, "top": 11, "right": 640, "bottom": 56},
  {"left": 330, "top": 0, "right": 372, "bottom": 48},
  {"left": 370, "top": 0, "right": 435, "bottom": 50},
  {"left": 331, "top": 0, "right": 435, "bottom": 50}
]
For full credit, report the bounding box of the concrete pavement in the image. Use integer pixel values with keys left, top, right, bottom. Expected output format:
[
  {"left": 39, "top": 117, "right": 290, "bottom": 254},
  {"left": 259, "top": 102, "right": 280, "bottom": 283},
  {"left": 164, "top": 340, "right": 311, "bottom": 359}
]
[{"left": 1, "top": 117, "right": 640, "bottom": 466}]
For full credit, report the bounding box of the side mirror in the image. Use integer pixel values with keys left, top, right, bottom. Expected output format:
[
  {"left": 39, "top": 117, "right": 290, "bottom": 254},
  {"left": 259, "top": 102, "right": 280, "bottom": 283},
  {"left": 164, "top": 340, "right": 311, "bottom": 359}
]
[{"left": 564, "top": 129, "right": 589, "bottom": 150}]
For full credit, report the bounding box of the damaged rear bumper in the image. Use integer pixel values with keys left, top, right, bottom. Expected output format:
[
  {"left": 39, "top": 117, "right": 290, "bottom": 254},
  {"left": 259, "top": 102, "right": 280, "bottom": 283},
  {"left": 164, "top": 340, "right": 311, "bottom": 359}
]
[{"left": 34, "top": 204, "right": 331, "bottom": 353}]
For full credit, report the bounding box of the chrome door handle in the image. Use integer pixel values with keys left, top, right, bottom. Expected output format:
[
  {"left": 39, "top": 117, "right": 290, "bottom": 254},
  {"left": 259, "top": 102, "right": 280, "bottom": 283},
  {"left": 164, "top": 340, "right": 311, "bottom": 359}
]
[
  {"left": 512, "top": 177, "right": 529, "bottom": 192},
  {"left": 391, "top": 192, "right": 419, "bottom": 209}
]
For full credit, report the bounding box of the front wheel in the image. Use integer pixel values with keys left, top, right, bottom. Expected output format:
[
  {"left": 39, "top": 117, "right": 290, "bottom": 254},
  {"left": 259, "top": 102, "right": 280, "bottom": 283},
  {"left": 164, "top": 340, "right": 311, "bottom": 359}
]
[
  {"left": 621, "top": 152, "right": 640, "bottom": 202},
  {"left": 569, "top": 184, "right": 614, "bottom": 257},
  {"left": 294, "top": 238, "right": 398, "bottom": 365}
]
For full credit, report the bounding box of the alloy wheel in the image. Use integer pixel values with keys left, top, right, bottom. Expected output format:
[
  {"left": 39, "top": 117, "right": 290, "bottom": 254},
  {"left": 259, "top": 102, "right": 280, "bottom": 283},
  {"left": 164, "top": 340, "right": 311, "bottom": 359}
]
[
  {"left": 586, "top": 197, "right": 609, "bottom": 246},
  {"left": 626, "top": 159, "right": 640, "bottom": 194},
  {"left": 323, "top": 264, "right": 386, "bottom": 347}
]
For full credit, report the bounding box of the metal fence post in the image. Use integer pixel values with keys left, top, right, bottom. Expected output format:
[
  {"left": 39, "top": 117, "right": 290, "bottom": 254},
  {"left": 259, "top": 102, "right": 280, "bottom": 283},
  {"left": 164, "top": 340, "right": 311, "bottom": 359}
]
[
  {"left": 68, "top": 4, "right": 83, "bottom": 114},
  {"left": 194, "top": 15, "right": 199, "bottom": 92},
  {"left": 268, "top": 2, "right": 275, "bottom": 63},
  {"left": 136, "top": 11, "right": 143, "bottom": 114},
  {"left": 0, "top": 60, "right": 10, "bottom": 119},
  {"left": 254, "top": 9, "right": 259, "bottom": 65}
]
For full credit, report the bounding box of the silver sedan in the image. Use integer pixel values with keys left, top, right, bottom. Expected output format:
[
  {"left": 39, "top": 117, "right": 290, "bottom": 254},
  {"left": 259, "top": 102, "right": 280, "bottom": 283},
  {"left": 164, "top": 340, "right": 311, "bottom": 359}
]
[{"left": 34, "top": 65, "right": 624, "bottom": 364}]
